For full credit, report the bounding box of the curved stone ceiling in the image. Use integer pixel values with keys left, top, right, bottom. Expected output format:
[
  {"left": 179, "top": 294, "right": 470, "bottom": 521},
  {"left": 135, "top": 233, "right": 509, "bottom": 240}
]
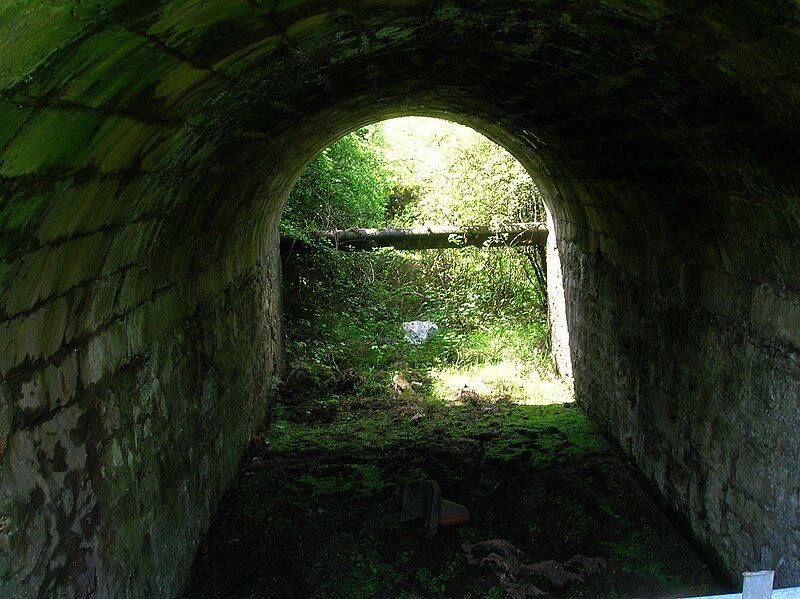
[{"left": 1, "top": 1, "right": 800, "bottom": 595}]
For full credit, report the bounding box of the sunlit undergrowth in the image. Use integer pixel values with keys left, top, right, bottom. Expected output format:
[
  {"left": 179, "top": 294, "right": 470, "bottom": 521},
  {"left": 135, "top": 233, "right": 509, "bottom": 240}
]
[
  {"left": 281, "top": 268, "right": 570, "bottom": 412},
  {"left": 265, "top": 401, "right": 601, "bottom": 461},
  {"left": 280, "top": 115, "right": 569, "bottom": 450}
]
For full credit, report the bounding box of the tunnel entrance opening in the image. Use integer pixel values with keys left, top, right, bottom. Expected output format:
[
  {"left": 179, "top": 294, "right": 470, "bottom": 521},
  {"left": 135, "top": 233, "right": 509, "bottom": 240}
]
[
  {"left": 3, "top": 2, "right": 800, "bottom": 595},
  {"left": 185, "top": 119, "right": 725, "bottom": 598},
  {"left": 278, "top": 117, "right": 561, "bottom": 410}
]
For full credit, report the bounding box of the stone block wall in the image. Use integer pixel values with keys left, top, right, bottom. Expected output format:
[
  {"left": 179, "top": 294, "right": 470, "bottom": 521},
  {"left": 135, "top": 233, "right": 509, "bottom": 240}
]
[
  {"left": 0, "top": 225, "right": 283, "bottom": 595},
  {"left": 542, "top": 170, "right": 800, "bottom": 584},
  {"left": 2, "top": 0, "right": 800, "bottom": 594}
]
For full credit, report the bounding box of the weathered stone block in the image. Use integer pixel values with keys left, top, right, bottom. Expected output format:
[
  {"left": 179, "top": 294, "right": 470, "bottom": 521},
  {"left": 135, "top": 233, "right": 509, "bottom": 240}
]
[
  {"left": 0, "top": 298, "right": 69, "bottom": 377},
  {"left": 15, "top": 354, "right": 79, "bottom": 416},
  {"left": 79, "top": 319, "right": 133, "bottom": 388},
  {"left": 0, "top": 101, "right": 33, "bottom": 150},
  {"left": 0, "top": 109, "right": 103, "bottom": 177},
  {"left": 750, "top": 284, "right": 800, "bottom": 349},
  {"left": 35, "top": 179, "right": 121, "bottom": 245},
  {"left": 101, "top": 220, "right": 164, "bottom": 275},
  {"left": 2, "top": 233, "right": 112, "bottom": 317}
]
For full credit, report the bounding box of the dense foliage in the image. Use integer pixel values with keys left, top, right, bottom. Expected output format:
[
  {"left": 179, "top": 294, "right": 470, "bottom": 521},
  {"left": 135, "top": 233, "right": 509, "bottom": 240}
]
[
  {"left": 280, "top": 126, "right": 393, "bottom": 240},
  {"left": 381, "top": 117, "right": 545, "bottom": 227},
  {"left": 281, "top": 117, "right": 548, "bottom": 329}
]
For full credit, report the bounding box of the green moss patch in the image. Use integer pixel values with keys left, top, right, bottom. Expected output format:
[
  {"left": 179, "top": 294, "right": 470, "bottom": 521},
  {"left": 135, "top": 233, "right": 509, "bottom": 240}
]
[{"left": 189, "top": 384, "right": 722, "bottom": 598}]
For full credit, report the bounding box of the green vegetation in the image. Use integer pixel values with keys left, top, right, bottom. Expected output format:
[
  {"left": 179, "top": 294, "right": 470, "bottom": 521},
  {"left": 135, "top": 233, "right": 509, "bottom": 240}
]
[
  {"left": 188, "top": 118, "right": 722, "bottom": 599},
  {"left": 280, "top": 299, "right": 568, "bottom": 413},
  {"left": 281, "top": 126, "right": 394, "bottom": 238},
  {"left": 380, "top": 118, "right": 543, "bottom": 228},
  {"left": 281, "top": 119, "right": 560, "bottom": 444},
  {"left": 281, "top": 116, "right": 548, "bottom": 334},
  {"left": 280, "top": 121, "right": 563, "bottom": 475}
]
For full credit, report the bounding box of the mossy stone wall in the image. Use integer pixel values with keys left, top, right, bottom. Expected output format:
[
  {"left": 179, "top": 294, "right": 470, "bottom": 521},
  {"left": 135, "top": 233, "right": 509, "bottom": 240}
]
[{"left": 1, "top": 0, "right": 800, "bottom": 594}]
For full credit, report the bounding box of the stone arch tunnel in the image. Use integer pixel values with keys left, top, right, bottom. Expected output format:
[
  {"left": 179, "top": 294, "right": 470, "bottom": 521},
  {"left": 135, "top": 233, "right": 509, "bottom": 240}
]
[{"left": 1, "top": 0, "right": 799, "bottom": 595}]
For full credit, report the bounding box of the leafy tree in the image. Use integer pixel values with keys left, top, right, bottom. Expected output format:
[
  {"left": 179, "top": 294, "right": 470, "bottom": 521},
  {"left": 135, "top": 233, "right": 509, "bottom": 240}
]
[
  {"left": 280, "top": 126, "right": 393, "bottom": 238},
  {"left": 376, "top": 117, "right": 548, "bottom": 318},
  {"left": 380, "top": 118, "right": 542, "bottom": 227}
]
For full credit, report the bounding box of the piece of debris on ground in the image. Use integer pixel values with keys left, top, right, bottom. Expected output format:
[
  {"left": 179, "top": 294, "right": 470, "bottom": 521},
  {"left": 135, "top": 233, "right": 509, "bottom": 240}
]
[{"left": 463, "top": 538, "right": 606, "bottom": 598}]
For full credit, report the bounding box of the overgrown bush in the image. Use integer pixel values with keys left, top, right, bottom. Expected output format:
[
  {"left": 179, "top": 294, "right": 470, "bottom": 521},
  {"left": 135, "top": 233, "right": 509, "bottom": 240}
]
[
  {"left": 281, "top": 117, "right": 548, "bottom": 341},
  {"left": 280, "top": 126, "right": 393, "bottom": 240}
]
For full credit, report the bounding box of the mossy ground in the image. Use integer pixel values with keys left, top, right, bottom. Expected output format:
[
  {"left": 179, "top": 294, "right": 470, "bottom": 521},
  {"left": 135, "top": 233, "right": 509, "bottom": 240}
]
[{"left": 186, "top": 312, "right": 723, "bottom": 598}]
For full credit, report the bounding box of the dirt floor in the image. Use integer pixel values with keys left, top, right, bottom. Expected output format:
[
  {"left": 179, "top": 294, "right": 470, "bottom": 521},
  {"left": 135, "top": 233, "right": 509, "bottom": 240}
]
[{"left": 185, "top": 393, "right": 727, "bottom": 598}]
